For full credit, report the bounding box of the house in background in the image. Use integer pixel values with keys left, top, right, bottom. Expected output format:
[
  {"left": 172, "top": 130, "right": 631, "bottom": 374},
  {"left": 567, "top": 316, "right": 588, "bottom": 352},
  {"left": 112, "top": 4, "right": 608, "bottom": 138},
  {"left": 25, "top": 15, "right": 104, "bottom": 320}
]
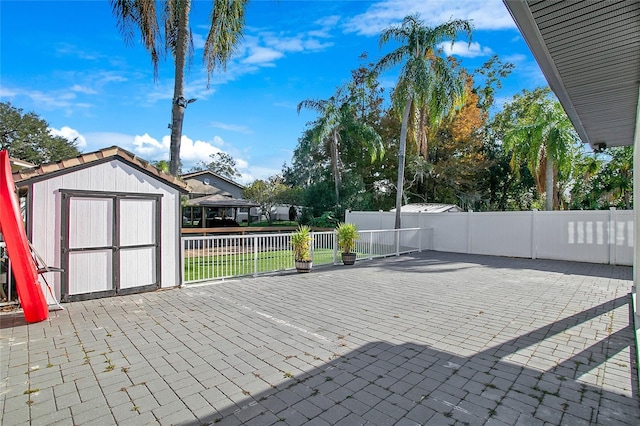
[
  {"left": 9, "top": 157, "right": 34, "bottom": 172},
  {"left": 12, "top": 146, "right": 188, "bottom": 302},
  {"left": 181, "top": 170, "right": 258, "bottom": 227},
  {"left": 181, "top": 170, "right": 244, "bottom": 198}
]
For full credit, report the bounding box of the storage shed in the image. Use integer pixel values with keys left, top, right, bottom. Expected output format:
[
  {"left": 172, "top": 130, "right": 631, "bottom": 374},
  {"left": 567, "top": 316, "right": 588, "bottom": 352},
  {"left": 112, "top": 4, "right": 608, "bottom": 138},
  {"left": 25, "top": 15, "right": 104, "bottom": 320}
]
[{"left": 13, "top": 146, "right": 188, "bottom": 303}]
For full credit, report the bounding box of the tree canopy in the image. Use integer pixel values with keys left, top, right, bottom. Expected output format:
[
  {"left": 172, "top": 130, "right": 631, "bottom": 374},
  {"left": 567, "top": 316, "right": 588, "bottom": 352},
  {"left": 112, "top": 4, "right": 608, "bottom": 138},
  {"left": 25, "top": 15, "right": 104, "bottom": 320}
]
[
  {"left": 373, "top": 14, "right": 473, "bottom": 228},
  {"left": 189, "top": 152, "right": 240, "bottom": 179},
  {"left": 0, "top": 102, "right": 80, "bottom": 165},
  {"left": 244, "top": 175, "right": 299, "bottom": 224}
]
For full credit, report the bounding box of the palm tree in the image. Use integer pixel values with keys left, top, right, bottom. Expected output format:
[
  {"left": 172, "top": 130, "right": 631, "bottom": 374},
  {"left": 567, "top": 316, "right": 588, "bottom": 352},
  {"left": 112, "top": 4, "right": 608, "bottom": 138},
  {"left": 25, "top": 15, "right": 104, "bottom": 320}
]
[
  {"left": 373, "top": 15, "right": 472, "bottom": 228},
  {"left": 110, "top": 0, "right": 249, "bottom": 176},
  {"left": 503, "top": 89, "right": 578, "bottom": 210},
  {"left": 297, "top": 86, "right": 384, "bottom": 211}
]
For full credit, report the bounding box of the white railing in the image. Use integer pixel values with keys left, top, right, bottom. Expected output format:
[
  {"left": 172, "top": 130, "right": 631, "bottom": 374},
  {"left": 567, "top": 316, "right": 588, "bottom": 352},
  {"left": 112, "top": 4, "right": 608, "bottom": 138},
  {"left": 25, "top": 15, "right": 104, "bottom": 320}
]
[
  {"left": 0, "top": 242, "right": 17, "bottom": 306},
  {"left": 182, "top": 228, "right": 427, "bottom": 284}
]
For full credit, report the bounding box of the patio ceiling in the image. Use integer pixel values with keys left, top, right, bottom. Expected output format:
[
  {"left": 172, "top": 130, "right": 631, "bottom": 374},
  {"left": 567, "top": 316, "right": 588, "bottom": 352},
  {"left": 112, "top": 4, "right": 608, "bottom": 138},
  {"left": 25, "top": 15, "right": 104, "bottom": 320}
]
[{"left": 503, "top": 0, "right": 640, "bottom": 150}]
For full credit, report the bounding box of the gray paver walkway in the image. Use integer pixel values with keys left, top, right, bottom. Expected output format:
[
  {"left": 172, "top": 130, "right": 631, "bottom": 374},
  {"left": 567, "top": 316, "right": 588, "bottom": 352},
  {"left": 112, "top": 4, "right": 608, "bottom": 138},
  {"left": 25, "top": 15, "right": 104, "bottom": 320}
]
[{"left": 1, "top": 251, "right": 638, "bottom": 425}]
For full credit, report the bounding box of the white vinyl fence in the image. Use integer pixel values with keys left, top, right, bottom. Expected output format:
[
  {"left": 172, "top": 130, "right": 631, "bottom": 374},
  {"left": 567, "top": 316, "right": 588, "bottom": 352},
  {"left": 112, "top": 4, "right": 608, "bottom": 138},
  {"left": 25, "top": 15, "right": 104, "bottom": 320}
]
[
  {"left": 182, "top": 228, "right": 427, "bottom": 284},
  {"left": 346, "top": 209, "right": 634, "bottom": 266}
]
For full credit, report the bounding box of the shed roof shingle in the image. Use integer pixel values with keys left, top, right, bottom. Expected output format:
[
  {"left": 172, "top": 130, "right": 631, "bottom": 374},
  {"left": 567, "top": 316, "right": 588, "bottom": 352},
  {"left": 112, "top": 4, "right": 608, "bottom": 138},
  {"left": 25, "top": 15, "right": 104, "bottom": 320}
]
[{"left": 12, "top": 146, "right": 189, "bottom": 192}]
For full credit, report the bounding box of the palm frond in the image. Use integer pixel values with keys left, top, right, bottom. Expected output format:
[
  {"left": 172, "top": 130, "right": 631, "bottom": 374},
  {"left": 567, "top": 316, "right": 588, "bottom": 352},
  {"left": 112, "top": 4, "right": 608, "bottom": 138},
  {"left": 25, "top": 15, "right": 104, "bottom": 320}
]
[
  {"left": 110, "top": 0, "right": 161, "bottom": 78},
  {"left": 204, "top": 0, "right": 248, "bottom": 85}
]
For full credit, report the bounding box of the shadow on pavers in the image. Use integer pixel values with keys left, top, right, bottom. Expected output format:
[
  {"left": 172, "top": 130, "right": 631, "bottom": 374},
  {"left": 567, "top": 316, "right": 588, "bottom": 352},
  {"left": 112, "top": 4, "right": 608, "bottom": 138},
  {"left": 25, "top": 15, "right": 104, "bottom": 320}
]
[
  {"left": 380, "top": 250, "right": 633, "bottom": 280},
  {"left": 0, "top": 310, "right": 28, "bottom": 329},
  {"left": 178, "top": 296, "right": 640, "bottom": 425}
]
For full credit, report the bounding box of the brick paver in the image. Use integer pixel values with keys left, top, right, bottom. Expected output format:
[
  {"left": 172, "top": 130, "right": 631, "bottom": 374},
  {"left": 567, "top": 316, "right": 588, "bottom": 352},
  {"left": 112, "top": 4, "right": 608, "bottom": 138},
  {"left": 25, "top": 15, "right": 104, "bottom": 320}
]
[{"left": 1, "top": 251, "right": 639, "bottom": 425}]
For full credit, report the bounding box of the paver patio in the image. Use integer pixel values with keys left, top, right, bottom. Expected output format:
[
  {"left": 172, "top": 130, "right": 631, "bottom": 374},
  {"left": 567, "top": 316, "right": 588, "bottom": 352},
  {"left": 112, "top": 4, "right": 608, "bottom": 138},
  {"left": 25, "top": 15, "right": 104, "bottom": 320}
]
[{"left": 1, "top": 251, "right": 639, "bottom": 425}]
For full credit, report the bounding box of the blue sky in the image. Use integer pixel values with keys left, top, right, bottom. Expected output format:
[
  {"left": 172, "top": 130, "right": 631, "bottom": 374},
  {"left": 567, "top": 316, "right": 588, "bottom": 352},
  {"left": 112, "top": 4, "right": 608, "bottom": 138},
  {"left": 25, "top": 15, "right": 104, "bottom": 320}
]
[{"left": 1, "top": 0, "right": 546, "bottom": 184}]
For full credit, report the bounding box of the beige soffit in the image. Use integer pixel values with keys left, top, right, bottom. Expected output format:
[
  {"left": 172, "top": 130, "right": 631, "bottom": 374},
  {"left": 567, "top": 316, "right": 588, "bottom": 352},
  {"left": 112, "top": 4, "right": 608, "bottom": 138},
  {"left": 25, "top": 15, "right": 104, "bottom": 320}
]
[{"left": 503, "top": 0, "right": 640, "bottom": 149}]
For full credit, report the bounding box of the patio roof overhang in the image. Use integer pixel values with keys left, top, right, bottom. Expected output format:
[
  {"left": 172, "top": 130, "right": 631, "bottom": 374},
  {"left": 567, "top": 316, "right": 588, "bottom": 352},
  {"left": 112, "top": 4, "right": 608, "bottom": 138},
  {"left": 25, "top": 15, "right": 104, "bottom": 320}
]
[
  {"left": 503, "top": 0, "right": 640, "bottom": 150},
  {"left": 185, "top": 194, "right": 259, "bottom": 209}
]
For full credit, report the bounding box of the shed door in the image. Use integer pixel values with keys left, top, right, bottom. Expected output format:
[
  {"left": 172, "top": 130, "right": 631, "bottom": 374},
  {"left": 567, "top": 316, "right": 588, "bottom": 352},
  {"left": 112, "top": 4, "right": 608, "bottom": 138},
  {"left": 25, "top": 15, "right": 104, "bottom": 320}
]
[
  {"left": 66, "top": 197, "right": 113, "bottom": 298},
  {"left": 119, "top": 198, "right": 158, "bottom": 290},
  {"left": 61, "top": 191, "right": 161, "bottom": 302}
]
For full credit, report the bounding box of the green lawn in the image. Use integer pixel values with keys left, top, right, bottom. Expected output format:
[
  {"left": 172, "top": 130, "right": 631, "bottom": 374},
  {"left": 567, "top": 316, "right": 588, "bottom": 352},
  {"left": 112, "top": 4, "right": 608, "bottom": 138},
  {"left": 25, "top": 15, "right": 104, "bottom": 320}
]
[{"left": 184, "top": 248, "right": 336, "bottom": 282}]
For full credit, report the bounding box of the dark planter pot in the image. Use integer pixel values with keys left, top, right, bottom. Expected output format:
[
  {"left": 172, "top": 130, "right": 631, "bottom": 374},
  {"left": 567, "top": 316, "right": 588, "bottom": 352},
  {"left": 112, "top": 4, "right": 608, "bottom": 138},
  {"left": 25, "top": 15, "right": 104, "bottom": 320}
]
[
  {"left": 295, "top": 260, "right": 313, "bottom": 273},
  {"left": 341, "top": 252, "right": 356, "bottom": 265}
]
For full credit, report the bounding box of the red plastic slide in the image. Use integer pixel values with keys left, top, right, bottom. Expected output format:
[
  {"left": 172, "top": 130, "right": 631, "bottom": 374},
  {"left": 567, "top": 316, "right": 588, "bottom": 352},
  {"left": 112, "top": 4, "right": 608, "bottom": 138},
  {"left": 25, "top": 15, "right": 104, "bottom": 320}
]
[{"left": 0, "top": 151, "right": 48, "bottom": 323}]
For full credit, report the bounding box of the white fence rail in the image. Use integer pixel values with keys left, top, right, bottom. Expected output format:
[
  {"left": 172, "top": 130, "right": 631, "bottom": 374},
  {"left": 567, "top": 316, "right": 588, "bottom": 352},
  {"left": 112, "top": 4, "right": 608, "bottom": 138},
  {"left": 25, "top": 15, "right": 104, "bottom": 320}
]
[
  {"left": 182, "top": 228, "right": 426, "bottom": 284},
  {"left": 346, "top": 209, "right": 634, "bottom": 266},
  {"left": 0, "top": 242, "right": 18, "bottom": 306}
]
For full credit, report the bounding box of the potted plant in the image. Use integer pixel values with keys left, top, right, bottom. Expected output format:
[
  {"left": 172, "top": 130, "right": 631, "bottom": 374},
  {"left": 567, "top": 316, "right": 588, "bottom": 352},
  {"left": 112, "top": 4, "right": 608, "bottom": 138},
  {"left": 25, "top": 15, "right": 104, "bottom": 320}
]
[
  {"left": 291, "top": 225, "right": 312, "bottom": 272},
  {"left": 336, "top": 222, "right": 359, "bottom": 265}
]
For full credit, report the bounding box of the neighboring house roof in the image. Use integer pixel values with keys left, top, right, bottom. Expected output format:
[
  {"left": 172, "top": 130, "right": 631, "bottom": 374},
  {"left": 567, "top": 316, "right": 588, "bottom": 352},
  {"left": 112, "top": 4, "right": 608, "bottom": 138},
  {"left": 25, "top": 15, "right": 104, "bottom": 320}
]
[
  {"left": 9, "top": 158, "right": 35, "bottom": 172},
  {"left": 503, "top": 0, "right": 640, "bottom": 150},
  {"left": 180, "top": 170, "right": 244, "bottom": 190},
  {"left": 184, "top": 179, "right": 233, "bottom": 197},
  {"left": 185, "top": 194, "right": 259, "bottom": 208},
  {"left": 390, "top": 203, "right": 462, "bottom": 213},
  {"left": 12, "top": 146, "right": 189, "bottom": 192}
]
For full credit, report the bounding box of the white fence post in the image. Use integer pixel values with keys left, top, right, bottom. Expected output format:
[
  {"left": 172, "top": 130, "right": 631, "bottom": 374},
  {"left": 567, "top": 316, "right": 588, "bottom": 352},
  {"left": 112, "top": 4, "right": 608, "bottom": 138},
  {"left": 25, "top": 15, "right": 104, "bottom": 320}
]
[
  {"left": 531, "top": 209, "right": 538, "bottom": 260},
  {"left": 609, "top": 207, "right": 617, "bottom": 265},
  {"left": 180, "top": 238, "right": 185, "bottom": 286},
  {"left": 253, "top": 235, "right": 259, "bottom": 276},
  {"left": 466, "top": 210, "right": 473, "bottom": 254}
]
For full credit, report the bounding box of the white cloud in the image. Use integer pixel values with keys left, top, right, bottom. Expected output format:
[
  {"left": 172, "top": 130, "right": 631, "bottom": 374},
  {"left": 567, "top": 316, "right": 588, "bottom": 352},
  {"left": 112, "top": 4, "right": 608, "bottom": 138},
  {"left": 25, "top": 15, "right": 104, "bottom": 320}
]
[
  {"left": 84, "top": 132, "right": 135, "bottom": 151},
  {"left": 70, "top": 84, "right": 97, "bottom": 95},
  {"left": 55, "top": 42, "right": 100, "bottom": 60},
  {"left": 132, "top": 133, "right": 166, "bottom": 157},
  {"left": 438, "top": 41, "right": 493, "bottom": 58},
  {"left": 302, "top": 39, "right": 334, "bottom": 51},
  {"left": 263, "top": 35, "right": 304, "bottom": 53},
  {"left": 315, "top": 15, "right": 340, "bottom": 29},
  {"left": 0, "top": 87, "right": 18, "bottom": 97},
  {"left": 192, "top": 33, "right": 206, "bottom": 50},
  {"left": 128, "top": 133, "right": 252, "bottom": 172},
  {"left": 180, "top": 136, "right": 223, "bottom": 163},
  {"left": 243, "top": 46, "right": 284, "bottom": 65},
  {"left": 503, "top": 53, "right": 528, "bottom": 64},
  {"left": 47, "top": 127, "right": 266, "bottom": 183},
  {"left": 240, "top": 165, "right": 281, "bottom": 184},
  {"left": 210, "top": 122, "right": 253, "bottom": 134},
  {"left": 49, "top": 126, "right": 87, "bottom": 147},
  {"left": 344, "top": 0, "right": 516, "bottom": 36}
]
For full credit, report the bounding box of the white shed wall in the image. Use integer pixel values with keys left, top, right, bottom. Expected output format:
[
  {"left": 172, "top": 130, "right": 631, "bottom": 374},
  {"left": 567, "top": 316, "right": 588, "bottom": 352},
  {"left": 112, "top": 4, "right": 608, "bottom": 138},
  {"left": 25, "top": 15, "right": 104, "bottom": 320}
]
[{"left": 29, "top": 160, "right": 181, "bottom": 303}]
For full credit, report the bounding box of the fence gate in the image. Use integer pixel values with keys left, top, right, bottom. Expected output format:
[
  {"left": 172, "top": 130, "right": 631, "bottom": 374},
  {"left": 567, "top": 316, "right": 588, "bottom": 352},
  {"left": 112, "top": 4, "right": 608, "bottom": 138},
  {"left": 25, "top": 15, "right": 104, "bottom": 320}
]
[{"left": 60, "top": 190, "right": 161, "bottom": 302}]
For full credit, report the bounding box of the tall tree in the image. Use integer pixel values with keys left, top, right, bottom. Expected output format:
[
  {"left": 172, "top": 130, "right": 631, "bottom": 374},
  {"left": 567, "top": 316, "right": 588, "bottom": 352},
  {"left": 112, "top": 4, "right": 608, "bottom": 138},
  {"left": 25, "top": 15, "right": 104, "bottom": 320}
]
[
  {"left": 189, "top": 152, "right": 240, "bottom": 179},
  {"left": 596, "top": 146, "right": 633, "bottom": 209},
  {"left": 422, "top": 75, "right": 489, "bottom": 209},
  {"left": 243, "top": 176, "right": 291, "bottom": 224},
  {"left": 0, "top": 102, "right": 80, "bottom": 164},
  {"left": 373, "top": 15, "right": 472, "bottom": 228},
  {"left": 111, "top": 0, "right": 249, "bottom": 176},
  {"left": 501, "top": 88, "right": 579, "bottom": 210},
  {"left": 297, "top": 85, "right": 383, "bottom": 212}
]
